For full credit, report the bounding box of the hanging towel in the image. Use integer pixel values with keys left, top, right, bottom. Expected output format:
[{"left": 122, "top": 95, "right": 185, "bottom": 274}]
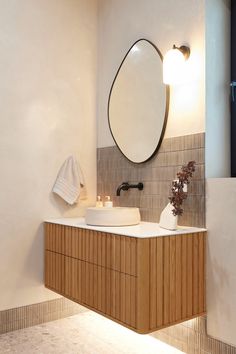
[{"left": 52, "top": 155, "right": 86, "bottom": 205}]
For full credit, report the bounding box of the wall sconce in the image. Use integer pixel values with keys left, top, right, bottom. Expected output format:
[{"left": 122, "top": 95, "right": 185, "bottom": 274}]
[{"left": 163, "top": 45, "right": 190, "bottom": 85}]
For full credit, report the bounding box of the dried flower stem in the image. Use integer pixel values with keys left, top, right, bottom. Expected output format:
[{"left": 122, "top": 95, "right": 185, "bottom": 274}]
[{"left": 169, "top": 161, "right": 196, "bottom": 216}]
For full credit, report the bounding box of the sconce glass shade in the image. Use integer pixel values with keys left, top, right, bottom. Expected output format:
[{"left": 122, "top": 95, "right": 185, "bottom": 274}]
[{"left": 163, "top": 45, "right": 190, "bottom": 85}]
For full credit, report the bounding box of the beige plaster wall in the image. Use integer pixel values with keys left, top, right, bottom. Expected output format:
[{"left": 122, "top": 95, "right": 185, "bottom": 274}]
[{"left": 0, "top": 0, "right": 97, "bottom": 311}]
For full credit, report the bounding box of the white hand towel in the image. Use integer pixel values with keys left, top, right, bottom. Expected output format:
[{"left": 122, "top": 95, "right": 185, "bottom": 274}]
[{"left": 52, "top": 155, "right": 86, "bottom": 205}]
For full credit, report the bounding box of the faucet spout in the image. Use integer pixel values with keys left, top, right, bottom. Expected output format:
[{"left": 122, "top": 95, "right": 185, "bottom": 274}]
[
  {"left": 116, "top": 182, "right": 129, "bottom": 196},
  {"left": 116, "top": 182, "right": 143, "bottom": 196}
]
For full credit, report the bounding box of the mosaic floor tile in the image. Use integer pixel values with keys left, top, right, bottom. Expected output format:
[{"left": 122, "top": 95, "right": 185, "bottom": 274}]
[{"left": 0, "top": 311, "right": 185, "bottom": 354}]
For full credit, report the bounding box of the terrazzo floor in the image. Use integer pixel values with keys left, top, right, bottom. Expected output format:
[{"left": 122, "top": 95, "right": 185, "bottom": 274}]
[{"left": 0, "top": 311, "right": 185, "bottom": 354}]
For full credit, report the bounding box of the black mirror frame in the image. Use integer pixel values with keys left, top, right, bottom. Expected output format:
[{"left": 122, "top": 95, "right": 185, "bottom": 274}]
[{"left": 107, "top": 38, "right": 170, "bottom": 164}]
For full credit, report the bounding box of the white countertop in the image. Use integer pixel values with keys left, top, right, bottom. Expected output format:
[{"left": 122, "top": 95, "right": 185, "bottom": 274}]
[{"left": 44, "top": 217, "right": 206, "bottom": 238}]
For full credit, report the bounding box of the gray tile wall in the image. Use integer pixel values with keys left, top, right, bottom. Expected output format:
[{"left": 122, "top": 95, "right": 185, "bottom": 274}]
[
  {"left": 97, "top": 133, "right": 205, "bottom": 227},
  {"left": 0, "top": 298, "right": 85, "bottom": 335}
]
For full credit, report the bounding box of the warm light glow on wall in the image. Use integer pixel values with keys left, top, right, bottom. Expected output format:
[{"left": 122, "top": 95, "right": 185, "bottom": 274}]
[
  {"left": 72, "top": 311, "right": 186, "bottom": 354},
  {"left": 163, "top": 45, "right": 190, "bottom": 85}
]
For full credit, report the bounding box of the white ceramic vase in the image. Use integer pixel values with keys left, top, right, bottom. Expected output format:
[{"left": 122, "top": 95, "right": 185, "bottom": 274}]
[{"left": 159, "top": 203, "right": 178, "bottom": 230}]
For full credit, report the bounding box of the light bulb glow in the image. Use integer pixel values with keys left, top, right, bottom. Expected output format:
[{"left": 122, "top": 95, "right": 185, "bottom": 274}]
[{"left": 163, "top": 47, "right": 187, "bottom": 85}]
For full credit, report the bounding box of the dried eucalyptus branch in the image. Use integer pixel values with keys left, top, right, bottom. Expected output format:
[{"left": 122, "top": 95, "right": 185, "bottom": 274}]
[{"left": 169, "top": 161, "right": 196, "bottom": 216}]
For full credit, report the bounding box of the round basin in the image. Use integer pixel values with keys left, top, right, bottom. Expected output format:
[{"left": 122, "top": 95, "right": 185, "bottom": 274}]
[{"left": 85, "top": 207, "right": 140, "bottom": 227}]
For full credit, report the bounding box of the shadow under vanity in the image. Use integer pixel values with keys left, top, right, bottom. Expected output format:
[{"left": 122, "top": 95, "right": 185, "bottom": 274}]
[{"left": 44, "top": 219, "right": 206, "bottom": 334}]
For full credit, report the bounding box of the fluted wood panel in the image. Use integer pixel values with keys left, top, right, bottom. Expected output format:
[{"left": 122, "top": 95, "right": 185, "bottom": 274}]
[
  {"left": 148, "top": 232, "right": 206, "bottom": 330},
  {"left": 45, "top": 223, "right": 137, "bottom": 329},
  {"left": 44, "top": 223, "right": 206, "bottom": 334},
  {"left": 45, "top": 251, "right": 137, "bottom": 328},
  {"left": 45, "top": 223, "right": 137, "bottom": 276},
  {"left": 45, "top": 251, "right": 65, "bottom": 294}
]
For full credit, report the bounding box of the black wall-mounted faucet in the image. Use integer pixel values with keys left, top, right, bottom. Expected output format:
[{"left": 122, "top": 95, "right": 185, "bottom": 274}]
[{"left": 116, "top": 182, "right": 144, "bottom": 196}]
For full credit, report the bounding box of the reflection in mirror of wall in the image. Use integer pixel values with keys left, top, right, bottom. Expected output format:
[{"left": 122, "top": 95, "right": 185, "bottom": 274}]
[{"left": 108, "top": 39, "right": 169, "bottom": 164}]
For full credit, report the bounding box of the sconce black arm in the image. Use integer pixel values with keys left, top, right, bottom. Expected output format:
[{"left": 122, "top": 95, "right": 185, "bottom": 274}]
[
  {"left": 173, "top": 44, "right": 190, "bottom": 59},
  {"left": 116, "top": 182, "right": 144, "bottom": 196}
]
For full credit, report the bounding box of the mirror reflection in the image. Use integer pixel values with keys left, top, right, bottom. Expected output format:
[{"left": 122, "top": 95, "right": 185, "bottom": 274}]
[{"left": 108, "top": 39, "right": 169, "bottom": 163}]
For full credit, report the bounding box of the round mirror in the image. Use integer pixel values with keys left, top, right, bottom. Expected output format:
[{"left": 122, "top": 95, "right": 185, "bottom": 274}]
[{"left": 108, "top": 39, "right": 169, "bottom": 163}]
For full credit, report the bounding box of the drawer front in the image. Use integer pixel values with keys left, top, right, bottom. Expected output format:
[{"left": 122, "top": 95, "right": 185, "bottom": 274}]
[
  {"left": 45, "top": 223, "right": 137, "bottom": 276},
  {"left": 45, "top": 250, "right": 137, "bottom": 329},
  {"left": 45, "top": 250, "right": 65, "bottom": 294},
  {"left": 64, "top": 255, "right": 137, "bottom": 329}
]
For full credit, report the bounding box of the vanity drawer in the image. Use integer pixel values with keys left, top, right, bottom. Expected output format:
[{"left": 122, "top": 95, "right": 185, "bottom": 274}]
[
  {"left": 45, "top": 223, "right": 137, "bottom": 276},
  {"left": 45, "top": 249, "right": 137, "bottom": 329},
  {"left": 45, "top": 250, "right": 65, "bottom": 294}
]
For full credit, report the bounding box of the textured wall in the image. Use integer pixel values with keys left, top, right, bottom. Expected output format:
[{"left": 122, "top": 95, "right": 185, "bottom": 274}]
[
  {"left": 206, "top": 178, "right": 236, "bottom": 347},
  {"left": 97, "top": 133, "right": 205, "bottom": 228},
  {"left": 0, "top": 0, "right": 97, "bottom": 311},
  {"left": 0, "top": 298, "right": 85, "bottom": 335}
]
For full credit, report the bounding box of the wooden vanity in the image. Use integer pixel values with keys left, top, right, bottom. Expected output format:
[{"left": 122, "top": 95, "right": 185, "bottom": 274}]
[{"left": 44, "top": 218, "right": 206, "bottom": 334}]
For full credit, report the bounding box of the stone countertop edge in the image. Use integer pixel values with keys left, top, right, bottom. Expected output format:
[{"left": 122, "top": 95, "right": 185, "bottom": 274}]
[{"left": 44, "top": 217, "right": 206, "bottom": 239}]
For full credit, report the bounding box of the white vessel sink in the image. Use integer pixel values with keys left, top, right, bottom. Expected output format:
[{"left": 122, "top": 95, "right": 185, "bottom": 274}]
[{"left": 85, "top": 207, "right": 140, "bottom": 227}]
